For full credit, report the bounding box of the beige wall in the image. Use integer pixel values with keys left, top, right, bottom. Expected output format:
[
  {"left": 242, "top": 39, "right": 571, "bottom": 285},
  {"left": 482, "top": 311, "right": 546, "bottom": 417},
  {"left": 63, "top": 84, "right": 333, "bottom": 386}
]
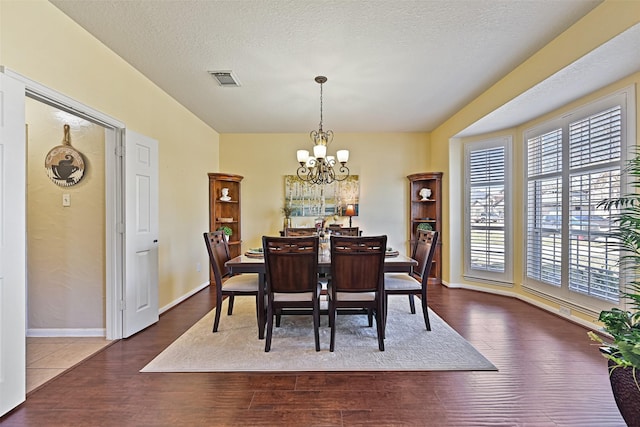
[
  {"left": 219, "top": 133, "right": 431, "bottom": 253},
  {"left": 26, "top": 98, "right": 105, "bottom": 329},
  {"left": 441, "top": 10, "right": 640, "bottom": 325},
  {"left": 3, "top": 0, "right": 640, "bottom": 327},
  {"left": 449, "top": 73, "right": 640, "bottom": 325},
  {"left": 1, "top": 1, "right": 219, "bottom": 311},
  {"left": 431, "top": 0, "right": 640, "bottom": 294}
]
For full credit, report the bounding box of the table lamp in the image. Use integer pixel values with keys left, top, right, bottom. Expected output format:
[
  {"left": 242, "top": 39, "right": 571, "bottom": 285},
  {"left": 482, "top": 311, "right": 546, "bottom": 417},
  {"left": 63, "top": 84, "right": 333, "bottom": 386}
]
[{"left": 345, "top": 204, "right": 356, "bottom": 228}]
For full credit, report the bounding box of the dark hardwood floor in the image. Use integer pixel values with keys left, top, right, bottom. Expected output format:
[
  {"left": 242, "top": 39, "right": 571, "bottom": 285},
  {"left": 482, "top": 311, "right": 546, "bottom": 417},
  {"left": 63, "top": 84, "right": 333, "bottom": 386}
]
[{"left": 1, "top": 284, "right": 625, "bottom": 426}]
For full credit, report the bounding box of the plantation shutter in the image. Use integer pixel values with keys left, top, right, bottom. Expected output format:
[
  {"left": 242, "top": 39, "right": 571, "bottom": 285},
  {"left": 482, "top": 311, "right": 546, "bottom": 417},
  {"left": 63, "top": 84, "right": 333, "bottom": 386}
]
[{"left": 468, "top": 146, "right": 506, "bottom": 274}]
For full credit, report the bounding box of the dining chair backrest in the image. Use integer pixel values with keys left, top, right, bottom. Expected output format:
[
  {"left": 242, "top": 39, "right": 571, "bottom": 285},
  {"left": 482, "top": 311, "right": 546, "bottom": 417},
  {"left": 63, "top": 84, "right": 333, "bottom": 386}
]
[
  {"left": 328, "top": 235, "right": 387, "bottom": 352},
  {"left": 284, "top": 227, "right": 316, "bottom": 237},
  {"left": 262, "top": 235, "right": 319, "bottom": 294},
  {"left": 330, "top": 235, "right": 387, "bottom": 293},
  {"left": 204, "top": 230, "right": 231, "bottom": 284},
  {"left": 413, "top": 230, "right": 439, "bottom": 282},
  {"left": 332, "top": 227, "right": 359, "bottom": 236}
]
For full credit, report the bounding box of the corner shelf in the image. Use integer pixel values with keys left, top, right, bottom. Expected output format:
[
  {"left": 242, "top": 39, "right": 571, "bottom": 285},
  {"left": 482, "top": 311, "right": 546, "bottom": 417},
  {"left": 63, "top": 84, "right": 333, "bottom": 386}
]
[
  {"left": 208, "top": 173, "right": 243, "bottom": 261},
  {"left": 408, "top": 172, "right": 443, "bottom": 285}
]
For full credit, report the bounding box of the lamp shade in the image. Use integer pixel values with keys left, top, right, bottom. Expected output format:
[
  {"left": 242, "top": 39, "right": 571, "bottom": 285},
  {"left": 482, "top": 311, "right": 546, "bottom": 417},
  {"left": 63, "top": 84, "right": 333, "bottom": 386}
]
[
  {"left": 313, "top": 144, "right": 327, "bottom": 159},
  {"left": 297, "top": 150, "right": 309, "bottom": 163},
  {"left": 345, "top": 204, "right": 356, "bottom": 217},
  {"left": 337, "top": 149, "right": 349, "bottom": 163}
]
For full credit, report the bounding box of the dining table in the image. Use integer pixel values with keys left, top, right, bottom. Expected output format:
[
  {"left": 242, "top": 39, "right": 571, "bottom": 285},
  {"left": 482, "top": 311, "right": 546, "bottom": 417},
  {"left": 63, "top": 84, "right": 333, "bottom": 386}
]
[{"left": 225, "top": 251, "right": 418, "bottom": 339}]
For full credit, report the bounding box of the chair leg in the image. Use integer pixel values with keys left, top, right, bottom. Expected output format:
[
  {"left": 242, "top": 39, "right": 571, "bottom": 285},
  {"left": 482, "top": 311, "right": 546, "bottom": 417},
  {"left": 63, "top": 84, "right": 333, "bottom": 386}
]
[
  {"left": 375, "top": 308, "right": 385, "bottom": 352},
  {"left": 313, "top": 300, "right": 320, "bottom": 352},
  {"left": 383, "top": 294, "right": 388, "bottom": 339},
  {"left": 408, "top": 294, "right": 416, "bottom": 314},
  {"left": 367, "top": 308, "right": 373, "bottom": 327},
  {"left": 212, "top": 297, "right": 222, "bottom": 332},
  {"left": 264, "top": 303, "right": 274, "bottom": 352},
  {"left": 227, "top": 295, "right": 235, "bottom": 315},
  {"left": 329, "top": 301, "right": 336, "bottom": 352},
  {"left": 421, "top": 289, "right": 431, "bottom": 331}
]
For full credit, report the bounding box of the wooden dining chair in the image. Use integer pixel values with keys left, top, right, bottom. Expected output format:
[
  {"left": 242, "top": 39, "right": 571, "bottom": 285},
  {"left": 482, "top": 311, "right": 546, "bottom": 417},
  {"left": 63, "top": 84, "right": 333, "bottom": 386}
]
[
  {"left": 284, "top": 227, "right": 316, "bottom": 236},
  {"left": 384, "top": 229, "right": 439, "bottom": 330},
  {"left": 328, "top": 235, "right": 387, "bottom": 351},
  {"left": 203, "top": 231, "right": 260, "bottom": 333},
  {"left": 262, "top": 235, "right": 321, "bottom": 352},
  {"left": 331, "top": 226, "right": 360, "bottom": 236}
]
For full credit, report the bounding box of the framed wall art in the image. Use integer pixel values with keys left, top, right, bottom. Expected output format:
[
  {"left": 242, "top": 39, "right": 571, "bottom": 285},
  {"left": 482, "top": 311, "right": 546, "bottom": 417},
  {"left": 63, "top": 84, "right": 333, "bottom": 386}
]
[{"left": 284, "top": 175, "right": 359, "bottom": 217}]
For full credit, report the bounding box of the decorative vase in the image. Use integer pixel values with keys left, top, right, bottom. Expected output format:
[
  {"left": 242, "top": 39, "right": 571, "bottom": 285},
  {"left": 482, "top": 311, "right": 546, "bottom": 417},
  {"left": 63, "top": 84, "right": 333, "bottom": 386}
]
[
  {"left": 608, "top": 359, "right": 640, "bottom": 426},
  {"left": 283, "top": 217, "right": 291, "bottom": 230}
]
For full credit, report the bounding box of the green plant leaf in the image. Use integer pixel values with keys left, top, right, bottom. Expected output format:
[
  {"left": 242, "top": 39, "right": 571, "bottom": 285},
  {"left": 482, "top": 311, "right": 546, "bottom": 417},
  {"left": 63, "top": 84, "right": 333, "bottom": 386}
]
[{"left": 594, "top": 149, "right": 640, "bottom": 372}]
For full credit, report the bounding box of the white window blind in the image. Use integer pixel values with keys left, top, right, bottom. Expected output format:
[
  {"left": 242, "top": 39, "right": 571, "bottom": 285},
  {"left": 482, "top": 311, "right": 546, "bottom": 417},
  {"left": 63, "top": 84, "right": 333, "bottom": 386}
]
[
  {"left": 465, "top": 138, "right": 511, "bottom": 283},
  {"left": 567, "top": 107, "right": 621, "bottom": 301},
  {"left": 525, "top": 99, "right": 624, "bottom": 306}
]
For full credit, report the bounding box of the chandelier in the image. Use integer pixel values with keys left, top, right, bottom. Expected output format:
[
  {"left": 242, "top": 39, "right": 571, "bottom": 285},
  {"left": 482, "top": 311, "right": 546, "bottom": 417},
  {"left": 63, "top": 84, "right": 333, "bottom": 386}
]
[{"left": 296, "top": 76, "right": 349, "bottom": 185}]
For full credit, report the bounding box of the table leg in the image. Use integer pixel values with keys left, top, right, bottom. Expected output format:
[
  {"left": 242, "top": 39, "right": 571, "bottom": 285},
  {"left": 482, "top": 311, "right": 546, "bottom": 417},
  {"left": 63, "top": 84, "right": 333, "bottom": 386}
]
[{"left": 257, "top": 273, "right": 266, "bottom": 339}]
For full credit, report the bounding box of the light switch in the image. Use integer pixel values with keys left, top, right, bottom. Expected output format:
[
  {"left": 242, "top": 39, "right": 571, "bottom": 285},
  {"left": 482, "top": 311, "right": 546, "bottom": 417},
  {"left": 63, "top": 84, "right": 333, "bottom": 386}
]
[{"left": 62, "top": 193, "right": 71, "bottom": 207}]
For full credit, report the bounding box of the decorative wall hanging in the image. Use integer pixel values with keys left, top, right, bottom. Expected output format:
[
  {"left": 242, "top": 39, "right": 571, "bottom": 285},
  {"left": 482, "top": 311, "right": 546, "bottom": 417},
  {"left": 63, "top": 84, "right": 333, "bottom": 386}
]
[
  {"left": 284, "top": 175, "right": 359, "bottom": 217},
  {"left": 45, "top": 124, "right": 86, "bottom": 187}
]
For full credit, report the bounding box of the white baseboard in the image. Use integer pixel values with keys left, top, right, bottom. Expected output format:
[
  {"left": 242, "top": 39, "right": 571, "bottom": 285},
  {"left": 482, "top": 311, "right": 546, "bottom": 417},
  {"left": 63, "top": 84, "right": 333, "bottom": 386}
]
[
  {"left": 159, "top": 281, "right": 210, "bottom": 314},
  {"left": 442, "top": 280, "right": 602, "bottom": 331},
  {"left": 27, "top": 328, "right": 105, "bottom": 337},
  {"left": 26, "top": 282, "right": 211, "bottom": 337}
]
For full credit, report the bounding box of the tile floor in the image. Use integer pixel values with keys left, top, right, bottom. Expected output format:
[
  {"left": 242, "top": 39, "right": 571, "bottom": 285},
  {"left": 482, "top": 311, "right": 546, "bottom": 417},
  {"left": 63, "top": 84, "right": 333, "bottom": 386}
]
[{"left": 26, "top": 337, "right": 112, "bottom": 393}]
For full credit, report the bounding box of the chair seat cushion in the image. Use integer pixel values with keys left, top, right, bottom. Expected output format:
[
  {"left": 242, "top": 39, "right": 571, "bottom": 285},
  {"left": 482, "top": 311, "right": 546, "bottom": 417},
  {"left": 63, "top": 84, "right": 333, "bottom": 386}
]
[
  {"left": 335, "top": 291, "right": 376, "bottom": 301},
  {"left": 273, "top": 291, "right": 315, "bottom": 302},
  {"left": 384, "top": 272, "right": 421, "bottom": 291},
  {"left": 222, "top": 274, "right": 259, "bottom": 292}
]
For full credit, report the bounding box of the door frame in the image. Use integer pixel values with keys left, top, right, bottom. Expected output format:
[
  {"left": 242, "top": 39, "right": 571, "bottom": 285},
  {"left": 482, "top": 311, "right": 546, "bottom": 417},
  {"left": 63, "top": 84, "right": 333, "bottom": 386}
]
[{"left": 4, "top": 67, "right": 126, "bottom": 339}]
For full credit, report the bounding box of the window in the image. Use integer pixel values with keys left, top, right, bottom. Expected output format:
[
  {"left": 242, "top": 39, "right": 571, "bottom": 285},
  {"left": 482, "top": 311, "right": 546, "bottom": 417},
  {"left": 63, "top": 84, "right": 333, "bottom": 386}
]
[
  {"left": 525, "top": 89, "right": 632, "bottom": 311},
  {"left": 464, "top": 137, "right": 512, "bottom": 283}
]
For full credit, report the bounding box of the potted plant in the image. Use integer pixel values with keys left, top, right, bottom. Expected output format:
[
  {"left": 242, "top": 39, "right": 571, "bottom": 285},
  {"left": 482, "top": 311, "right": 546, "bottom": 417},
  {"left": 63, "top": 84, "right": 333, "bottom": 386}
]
[
  {"left": 281, "top": 204, "right": 293, "bottom": 230},
  {"left": 417, "top": 222, "right": 433, "bottom": 231},
  {"left": 217, "top": 225, "right": 232, "bottom": 241},
  {"left": 588, "top": 153, "right": 640, "bottom": 426}
]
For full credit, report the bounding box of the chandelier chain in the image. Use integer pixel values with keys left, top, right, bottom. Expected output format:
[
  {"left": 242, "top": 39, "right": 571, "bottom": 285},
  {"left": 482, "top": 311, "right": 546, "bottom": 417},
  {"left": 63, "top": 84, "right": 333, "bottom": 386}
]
[{"left": 319, "top": 81, "right": 323, "bottom": 131}]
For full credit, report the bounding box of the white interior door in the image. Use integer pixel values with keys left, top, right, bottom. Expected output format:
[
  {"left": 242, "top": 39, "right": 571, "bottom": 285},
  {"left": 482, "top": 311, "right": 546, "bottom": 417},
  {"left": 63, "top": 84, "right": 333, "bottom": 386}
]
[
  {"left": 123, "top": 130, "right": 159, "bottom": 337},
  {"left": 0, "top": 73, "right": 27, "bottom": 416}
]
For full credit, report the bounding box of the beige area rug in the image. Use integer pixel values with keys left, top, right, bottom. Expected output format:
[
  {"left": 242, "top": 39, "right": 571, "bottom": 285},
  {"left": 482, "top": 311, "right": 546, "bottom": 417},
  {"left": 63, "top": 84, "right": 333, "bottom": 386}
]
[{"left": 141, "top": 295, "right": 496, "bottom": 372}]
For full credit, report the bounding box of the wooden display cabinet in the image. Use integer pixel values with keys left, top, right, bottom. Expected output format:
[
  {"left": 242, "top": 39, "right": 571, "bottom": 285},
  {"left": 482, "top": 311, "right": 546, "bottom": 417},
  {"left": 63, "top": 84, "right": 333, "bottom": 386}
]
[
  {"left": 208, "top": 173, "right": 243, "bottom": 260},
  {"left": 408, "top": 172, "right": 442, "bottom": 285}
]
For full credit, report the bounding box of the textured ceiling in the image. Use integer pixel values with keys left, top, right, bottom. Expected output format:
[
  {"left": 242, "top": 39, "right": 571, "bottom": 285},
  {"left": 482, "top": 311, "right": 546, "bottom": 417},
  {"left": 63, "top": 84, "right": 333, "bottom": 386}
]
[{"left": 50, "top": 0, "right": 612, "bottom": 135}]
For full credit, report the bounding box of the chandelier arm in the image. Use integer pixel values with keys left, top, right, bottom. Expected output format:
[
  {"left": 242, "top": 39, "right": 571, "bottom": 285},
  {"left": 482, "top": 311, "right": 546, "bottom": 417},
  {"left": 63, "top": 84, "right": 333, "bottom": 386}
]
[
  {"left": 297, "top": 166, "right": 310, "bottom": 181},
  {"left": 325, "top": 130, "right": 334, "bottom": 145},
  {"left": 327, "top": 165, "right": 336, "bottom": 182},
  {"left": 334, "top": 165, "right": 350, "bottom": 181}
]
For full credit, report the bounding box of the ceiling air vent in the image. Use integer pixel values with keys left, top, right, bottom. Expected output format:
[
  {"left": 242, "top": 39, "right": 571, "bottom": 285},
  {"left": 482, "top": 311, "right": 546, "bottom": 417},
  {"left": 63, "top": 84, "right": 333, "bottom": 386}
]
[{"left": 208, "top": 71, "right": 241, "bottom": 87}]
